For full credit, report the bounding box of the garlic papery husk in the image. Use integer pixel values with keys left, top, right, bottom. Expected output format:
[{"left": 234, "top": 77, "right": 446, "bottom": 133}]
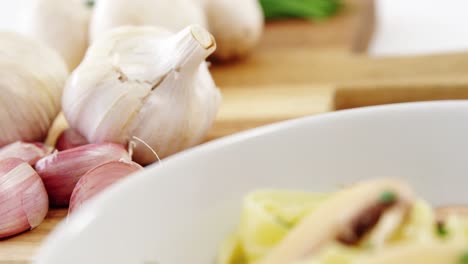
[
  {"left": 69, "top": 160, "right": 143, "bottom": 214},
  {"left": 35, "top": 143, "right": 131, "bottom": 206},
  {"left": 204, "top": 0, "right": 264, "bottom": 61},
  {"left": 0, "top": 142, "right": 52, "bottom": 165},
  {"left": 63, "top": 25, "right": 221, "bottom": 165},
  {"left": 89, "top": 0, "right": 207, "bottom": 42},
  {"left": 56, "top": 128, "right": 89, "bottom": 151},
  {"left": 22, "top": 0, "right": 91, "bottom": 70},
  {"left": 0, "top": 32, "right": 68, "bottom": 147},
  {"left": 0, "top": 158, "right": 49, "bottom": 239}
]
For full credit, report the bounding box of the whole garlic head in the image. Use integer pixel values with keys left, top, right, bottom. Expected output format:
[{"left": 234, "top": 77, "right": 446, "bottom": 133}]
[
  {"left": 0, "top": 32, "right": 68, "bottom": 146},
  {"left": 22, "top": 0, "right": 90, "bottom": 70},
  {"left": 89, "top": 0, "right": 207, "bottom": 43},
  {"left": 63, "top": 25, "right": 221, "bottom": 165},
  {"left": 205, "top": 0, "right": 264, "bottom": 60}
]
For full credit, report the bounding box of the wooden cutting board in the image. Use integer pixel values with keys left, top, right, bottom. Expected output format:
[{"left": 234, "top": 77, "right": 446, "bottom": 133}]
[{"left": 3, "top": 0, "right": 468, "bottom": 262}]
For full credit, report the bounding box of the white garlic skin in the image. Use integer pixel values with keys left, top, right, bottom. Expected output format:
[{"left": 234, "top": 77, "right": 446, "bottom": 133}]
[
  {"left": 0, "top": 32, "right": 68, "bottom": 146},
  {"left": 63, "top": 25, "right": 221, "bottom": 165},
  {"left": 204, "top": 0, "right": 264, "bottom": 61},
  {"left": 22, "top": 0, "right": 90, "bottom": 70},
  {"left": 89, "top": 0, "right": 207, "bottom": 42}
]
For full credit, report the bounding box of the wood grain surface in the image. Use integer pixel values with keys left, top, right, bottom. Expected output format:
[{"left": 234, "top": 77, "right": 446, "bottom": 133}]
[{"left": 3, "top": 0, "right": 468, "bottom": 262}]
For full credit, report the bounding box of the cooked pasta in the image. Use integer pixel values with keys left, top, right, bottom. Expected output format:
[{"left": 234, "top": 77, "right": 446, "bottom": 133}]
[{"left": 218, "top": 179, "right": 468, "bottom": 264}]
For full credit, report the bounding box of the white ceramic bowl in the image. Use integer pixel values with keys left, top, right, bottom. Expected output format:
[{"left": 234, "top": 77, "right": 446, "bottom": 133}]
[{"left": 35, "top": 101, "right": 468, "bottom": 264}]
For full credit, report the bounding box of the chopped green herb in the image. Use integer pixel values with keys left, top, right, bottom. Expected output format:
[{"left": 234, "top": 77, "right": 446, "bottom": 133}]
[
  {"left": 259, "top": 0, "right": 342, "bottom": 20},
  {"left": 436, "top": 222, "right": 448, "bottom": 237},
  {"left": 459, "top": 250, "right": 468, "bottom": 264},
  {"left": 378, "top": 191, "right": 397, "bottom": 204},
  {"left": 362, "top": 241, "right": 373, "bottom": 250},
  {"left": 85, "top": 0, "right": 94, "bottom": 8}
]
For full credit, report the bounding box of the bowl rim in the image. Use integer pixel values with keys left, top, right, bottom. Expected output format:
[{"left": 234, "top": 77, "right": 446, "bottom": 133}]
[{"left": 34, "top": 100, "right": 468, "bottom": 262}]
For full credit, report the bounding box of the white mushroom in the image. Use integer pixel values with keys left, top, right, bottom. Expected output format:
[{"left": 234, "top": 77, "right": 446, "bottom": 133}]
[{"left": 260, "top": 178, "right": 415, "bottom": 264}]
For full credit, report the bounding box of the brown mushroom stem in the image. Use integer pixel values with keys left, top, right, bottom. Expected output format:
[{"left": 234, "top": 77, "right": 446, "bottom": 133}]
[{"left": 259, "top": 179, "right": 415, "bottom": 264}]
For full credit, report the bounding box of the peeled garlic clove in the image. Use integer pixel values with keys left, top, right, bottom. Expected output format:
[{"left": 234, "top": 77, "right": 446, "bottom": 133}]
[
  {"left": 63, "top": 25, "right": 221, "bottom": 165},
  {"left": 0, "top": 158, "right": 49, "bottom": 239},
  {"left": 69, "top": 161, "right": 143, "bottom": 214},
  {"left": 204, "top": 0, "right": 264, "bottom": 61},
  {"left": 22, "top": 0, "right": 90, "bottom": 70},
  {"left": 56, "top": 128, "right": 89, "bottom": 151},
  {"left": 0, "top": 141, "right": 52, "bottom": 165},
  {"left": 89, "top": 0, "right": 207, "bottom": 42},
  {"left": 0, "top": 32, "right": 68, "bottom": 146},
  {"left": 35, "top": 143, "right": 130, "bottom": 206}
]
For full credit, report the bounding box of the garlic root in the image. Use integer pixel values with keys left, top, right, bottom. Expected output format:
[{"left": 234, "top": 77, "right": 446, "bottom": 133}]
[
  {"left": 63, "top": 25, "right": 221, "bottom": 165},
  {"left": 0, "top": 158, "right": 49, "bottom": 239}
]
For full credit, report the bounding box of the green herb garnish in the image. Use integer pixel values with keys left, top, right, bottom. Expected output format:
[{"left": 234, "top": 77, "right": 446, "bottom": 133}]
[
  {"left": 259, "top": 0, "right": 342, "bottom": 20},
  {"left": 378, "top": 191, "right": 396, "bottom": 204},
  {"left": 85, "top": 0, "right": 94, "bottom": 8},
  {"left": 459, "top": 250, "right": 468, "bottom": 264},
  {"left": 436, "top": 222, "right": 448, "bottom": 237}
]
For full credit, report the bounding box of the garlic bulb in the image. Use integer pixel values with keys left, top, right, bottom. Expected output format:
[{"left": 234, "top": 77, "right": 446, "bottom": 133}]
[
  {"left": 22, "top": 0, "right": 90, "bottom": 70},
  {"left": 0, "top": 142, "right": 52, "bottom": 165},
  {"left": 0, "top": 32, "right": 68, "bottom": 147},
  {"left": 0, "top": 158, "right": 49, "bottom": 239},
  {"left": 204, "top": 0, "right": 264, "bottom": 60},
  {"left": 89, "top": 0, "right": 207, "bottom": 42},
  {"left": 69, "top": 161, "right": 143, "bottom": 214},
  {"left": 35, "top": 143, "right": 131, "bottom": 206},
  {"left": 63, "top": 25, "right": 221, "bottom": 165}
]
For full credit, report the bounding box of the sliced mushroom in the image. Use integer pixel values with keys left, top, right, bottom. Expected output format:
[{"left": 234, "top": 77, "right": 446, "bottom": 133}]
[
  {"left": 436, "top": 205, "right": 468, "bottom": 222},
  {"left": 364, "top": 204, "right": 409, "bottom": 249},
  {"left": 260, "top": 178, "right": 415, "bottom": 264},
  {"left": 355, "top": 241, "right": 468, "bottom": 264}
]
